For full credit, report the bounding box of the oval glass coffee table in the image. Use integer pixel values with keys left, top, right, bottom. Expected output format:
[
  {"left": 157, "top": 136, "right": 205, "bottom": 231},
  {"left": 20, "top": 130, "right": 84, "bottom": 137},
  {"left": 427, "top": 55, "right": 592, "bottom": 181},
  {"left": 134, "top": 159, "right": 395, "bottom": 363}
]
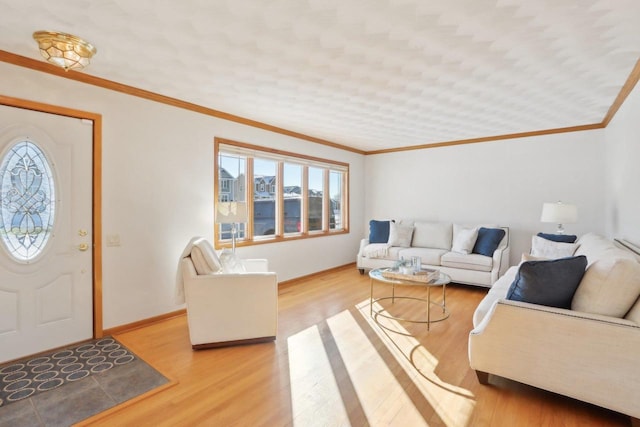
[{"left": 369, "top": 268, "right": 451, "bottom": 331}]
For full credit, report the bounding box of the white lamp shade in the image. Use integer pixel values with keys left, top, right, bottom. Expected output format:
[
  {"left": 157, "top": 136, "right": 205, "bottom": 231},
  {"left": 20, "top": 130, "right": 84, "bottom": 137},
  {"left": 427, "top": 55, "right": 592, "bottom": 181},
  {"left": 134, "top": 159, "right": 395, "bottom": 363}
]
[
  {"left": 216, "top": 202, "right": 248, "bottom": 224},
  {"left": 540, "top": 202, "right": 577, "bottom": 224}
]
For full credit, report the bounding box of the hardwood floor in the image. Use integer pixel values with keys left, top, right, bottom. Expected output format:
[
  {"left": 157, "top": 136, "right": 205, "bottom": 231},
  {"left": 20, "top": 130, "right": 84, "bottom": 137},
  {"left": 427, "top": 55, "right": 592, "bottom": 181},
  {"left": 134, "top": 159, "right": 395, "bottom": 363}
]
[{"left": 83, "top": 265, "right": 630, "bottom": 426}]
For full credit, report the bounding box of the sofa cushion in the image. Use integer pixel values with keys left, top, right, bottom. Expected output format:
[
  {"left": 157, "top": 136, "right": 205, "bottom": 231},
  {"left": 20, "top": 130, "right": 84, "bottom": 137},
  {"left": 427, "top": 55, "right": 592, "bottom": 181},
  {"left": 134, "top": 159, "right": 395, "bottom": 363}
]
[
  {"left": 190, "top": 238, "right": 222, "bottom": 275},
  {"left": 398, "top": 247, "right": 448, "bottom": 266},
  {"left": 191, "top": 247, "right": 213, "bottom": 275},
  {"left": 530, "top": 235, "right": 578, "bottom": 259},
  {"left": 506, "top": 256, "right": 587, "bottom": 309},
  {"left": 575, "top": 232, "right": 636, "bottom": 265},
  {"left": 571, "top": 258, "right": 640, "bottom": 317},
  {"left": 575, "top": 233, "right": 614, "bottom": 259},
  {"left": 191, "top": 246, "right": 221, "bottom": 275},
  {"left": 537, "top": 232, "right": 577, "bottom": 243},
  {"left": 625, "top": 297, "right": 640, "bottom": 324},
  {"left": 451, "top": 226, "right": 479, "bottom": 254},
  {"left": 472, "top": 227, "right": 506, "bottom": 257},
  {"left": 388, "top": 222, "right": 414, "bottom": 247},
  {"left": 369, "top": 219, "right": 391, "bottom": 244},
  {"left": 411, "top": 222, "right": 452, "bottom": 250},
  {"left": 387, "top": 246, "right": 405, "bottom": 260},
  {"left": 361, "top": 243, "right": 390, "bottom": 259},
  {"left": 441, "top": 252, "right": 493, "bottom": 272}
]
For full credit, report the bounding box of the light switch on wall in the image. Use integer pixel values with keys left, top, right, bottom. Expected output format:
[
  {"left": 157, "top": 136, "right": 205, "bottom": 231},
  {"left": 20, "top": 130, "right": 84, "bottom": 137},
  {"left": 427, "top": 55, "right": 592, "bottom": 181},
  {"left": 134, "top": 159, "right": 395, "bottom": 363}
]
[{"left": 106, "top": 234, "right": 121, "bottom": 247}]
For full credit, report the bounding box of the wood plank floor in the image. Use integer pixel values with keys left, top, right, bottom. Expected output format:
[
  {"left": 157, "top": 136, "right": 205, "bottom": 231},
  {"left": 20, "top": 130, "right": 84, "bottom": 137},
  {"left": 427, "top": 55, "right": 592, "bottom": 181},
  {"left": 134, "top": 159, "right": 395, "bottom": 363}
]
[{"left": 85, "top": 265, "right": 630, "bottom": 426}]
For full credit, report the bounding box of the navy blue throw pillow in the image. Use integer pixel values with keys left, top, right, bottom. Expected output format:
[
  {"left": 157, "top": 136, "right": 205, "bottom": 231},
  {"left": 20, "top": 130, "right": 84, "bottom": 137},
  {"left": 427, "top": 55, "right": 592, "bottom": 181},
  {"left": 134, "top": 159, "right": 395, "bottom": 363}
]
[
  {"left": 537, "top": 232, "right": 577, "bottom": 243},
  {"left": 507, "top": 255, "right": 587, "bottom": 309},
  {"left": 472, "top": 227, "right": 506, "bottom": 256},
  {"left": 369, "top": 220, "right": 391, "bottom": 243}
]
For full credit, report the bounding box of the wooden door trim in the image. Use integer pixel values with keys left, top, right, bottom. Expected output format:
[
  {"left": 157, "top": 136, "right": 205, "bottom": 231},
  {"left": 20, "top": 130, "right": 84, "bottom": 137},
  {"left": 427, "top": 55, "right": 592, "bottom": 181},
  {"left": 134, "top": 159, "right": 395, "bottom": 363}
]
[{"left": 0, "top": 94, "right": 103, "bottom": 338}]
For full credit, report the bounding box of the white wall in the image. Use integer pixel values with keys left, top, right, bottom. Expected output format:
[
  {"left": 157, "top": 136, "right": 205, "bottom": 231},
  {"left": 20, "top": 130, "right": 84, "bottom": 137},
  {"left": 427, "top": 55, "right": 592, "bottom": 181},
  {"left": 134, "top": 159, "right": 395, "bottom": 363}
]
[
  {"left": 364, "top": 130, "right": 606, "bottom": 265},
  {"left": 2, "top": 58, "right": 635, "bottom": 329},
  {"left": 604, "top": 82, "right": 640, "bottom": 245},
  {"left": 0, "top": 62, "right": 366, "bottom": 328}
]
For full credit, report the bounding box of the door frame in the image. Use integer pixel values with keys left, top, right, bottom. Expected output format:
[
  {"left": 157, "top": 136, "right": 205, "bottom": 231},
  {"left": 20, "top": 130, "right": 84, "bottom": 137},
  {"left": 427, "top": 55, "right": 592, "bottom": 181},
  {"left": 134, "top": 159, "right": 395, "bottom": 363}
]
[{"left": 0, "top": 94, "right": 103, "bottom": 338}]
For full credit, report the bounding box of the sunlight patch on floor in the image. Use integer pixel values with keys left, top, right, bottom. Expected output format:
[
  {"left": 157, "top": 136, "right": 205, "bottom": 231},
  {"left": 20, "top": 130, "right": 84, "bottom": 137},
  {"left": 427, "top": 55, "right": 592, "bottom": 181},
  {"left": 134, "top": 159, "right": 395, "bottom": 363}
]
[
  {"left": 327, "top": 309, "right": 429, "bottom": 426},
  {"left": 288, "top": 324, "right": 350, "bottom": 426},
  {"left": 287, "top": 298, "right": 476, "bottom": 427},
  {"left": 356, "top": 299, "right": 476, "bottom": 427}
]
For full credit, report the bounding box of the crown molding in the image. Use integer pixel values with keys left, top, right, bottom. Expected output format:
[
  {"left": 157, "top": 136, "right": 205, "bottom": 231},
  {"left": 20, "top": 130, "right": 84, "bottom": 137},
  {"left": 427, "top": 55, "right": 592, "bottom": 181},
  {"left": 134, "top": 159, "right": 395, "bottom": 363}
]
[
  {"left": 2, "top": 50, "right": 638, "bottom": 156},
  {"left": 601, "top": 58, "right": 640, "bottom": 127},
  {"left": 0, "top": 50, "right": 365, "bottom": 155}
]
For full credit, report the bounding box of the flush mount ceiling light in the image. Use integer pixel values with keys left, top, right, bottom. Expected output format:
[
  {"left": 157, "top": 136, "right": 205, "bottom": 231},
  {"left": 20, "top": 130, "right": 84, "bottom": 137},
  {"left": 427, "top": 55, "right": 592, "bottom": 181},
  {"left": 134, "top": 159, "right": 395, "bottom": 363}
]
[{"left": 33, "top": 31, "right": 97, "bottom": 71}]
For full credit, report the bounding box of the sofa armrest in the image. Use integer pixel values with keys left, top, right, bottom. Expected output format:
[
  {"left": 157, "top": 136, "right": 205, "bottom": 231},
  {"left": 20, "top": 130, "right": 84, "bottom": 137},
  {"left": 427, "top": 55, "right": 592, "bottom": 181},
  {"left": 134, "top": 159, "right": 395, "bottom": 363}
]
[
  {"left": 473, "top": 299, "right": 637, "bottom": 333},
  {"left": 357, "top": 238, "right": 370, "bottom": 256},
  {"left": 490, "top": 227, "right": 510, "bottom": 282},
  {"left": 469, "top": 299, "right": 640, "bottom": 418}
]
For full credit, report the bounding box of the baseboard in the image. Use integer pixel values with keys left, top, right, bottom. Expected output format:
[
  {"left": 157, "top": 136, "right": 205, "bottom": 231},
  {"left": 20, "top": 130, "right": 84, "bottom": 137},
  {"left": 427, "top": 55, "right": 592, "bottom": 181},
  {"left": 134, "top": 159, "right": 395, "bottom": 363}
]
[
  {"left": 278, "top": 262, "right": 356, "bottom": 287},
  {"left": 103, "top": 309, "right": 187, "bottom": 336},
  {"left": 192, "top": 336, "right": 276, "bottom": 350},
  {"left": 101, "top": 263, "right": 355, "bottom": 337}
]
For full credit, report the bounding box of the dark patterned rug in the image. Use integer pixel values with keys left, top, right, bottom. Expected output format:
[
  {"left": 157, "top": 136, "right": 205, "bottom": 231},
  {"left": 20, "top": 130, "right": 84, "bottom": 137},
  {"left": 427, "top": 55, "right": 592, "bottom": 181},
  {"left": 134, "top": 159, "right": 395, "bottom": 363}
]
[
  {"left": 0, "top": 337, "right": 169, "bottom": 426},
  {"left": 0, "top": 337, "right": 135, "bottom": 406}
]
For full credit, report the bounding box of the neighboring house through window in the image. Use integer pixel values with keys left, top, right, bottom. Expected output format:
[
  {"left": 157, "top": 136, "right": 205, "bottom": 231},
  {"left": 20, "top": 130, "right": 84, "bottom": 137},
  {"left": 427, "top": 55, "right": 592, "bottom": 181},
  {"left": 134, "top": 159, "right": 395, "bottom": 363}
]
[{"left": 214, "top": 138, "right": 349, "bottom": 247}]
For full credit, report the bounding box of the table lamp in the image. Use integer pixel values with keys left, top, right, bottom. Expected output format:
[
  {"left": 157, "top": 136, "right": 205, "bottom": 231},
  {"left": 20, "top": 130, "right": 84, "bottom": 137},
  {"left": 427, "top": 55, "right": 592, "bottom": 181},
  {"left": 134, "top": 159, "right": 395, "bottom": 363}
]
[
  {"left": 540, "top": 201, "right": 577, "bottom": 234},
  {"left": 216, "top": 201, "right": 247, "bottom": 252}
]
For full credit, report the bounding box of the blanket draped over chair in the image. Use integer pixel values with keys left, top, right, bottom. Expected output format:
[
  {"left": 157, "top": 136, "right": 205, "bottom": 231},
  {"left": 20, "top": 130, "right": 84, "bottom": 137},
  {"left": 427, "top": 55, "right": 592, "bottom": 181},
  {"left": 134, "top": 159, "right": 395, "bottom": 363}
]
[{"left": 175, "top": 236, "right": 208, "bottom": 304}]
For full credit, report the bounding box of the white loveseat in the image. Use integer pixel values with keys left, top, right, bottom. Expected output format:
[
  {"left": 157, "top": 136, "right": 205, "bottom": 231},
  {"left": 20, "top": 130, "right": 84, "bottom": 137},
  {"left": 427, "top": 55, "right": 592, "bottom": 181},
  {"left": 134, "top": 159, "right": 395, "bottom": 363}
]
[
  {"left": 469, "top": 233, "right": 640, "bottom": 423},
  {"left": 357, "top": 221, "right": 510, "bottom": 287}
]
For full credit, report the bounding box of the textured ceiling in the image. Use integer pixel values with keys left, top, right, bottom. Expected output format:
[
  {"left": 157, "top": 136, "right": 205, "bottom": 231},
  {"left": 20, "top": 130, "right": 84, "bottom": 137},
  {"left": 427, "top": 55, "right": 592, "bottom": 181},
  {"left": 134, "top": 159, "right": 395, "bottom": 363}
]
[{"left": 1, "top": 0, "right": 639, "bottom": 152}]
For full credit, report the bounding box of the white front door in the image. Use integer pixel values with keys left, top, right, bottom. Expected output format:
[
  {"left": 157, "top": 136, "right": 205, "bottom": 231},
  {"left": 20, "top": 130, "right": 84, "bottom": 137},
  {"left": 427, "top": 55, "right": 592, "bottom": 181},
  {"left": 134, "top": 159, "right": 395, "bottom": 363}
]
[{"left": 0, "top": 104, "right": 93, "bottom": 363}]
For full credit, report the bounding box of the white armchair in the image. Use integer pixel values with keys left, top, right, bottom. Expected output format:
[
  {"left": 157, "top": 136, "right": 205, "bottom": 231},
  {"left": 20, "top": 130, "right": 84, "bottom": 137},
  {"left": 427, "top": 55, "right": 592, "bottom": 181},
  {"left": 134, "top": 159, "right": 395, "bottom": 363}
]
[{"left": 177, "top": 237, "right": 278, "bottom": 349}]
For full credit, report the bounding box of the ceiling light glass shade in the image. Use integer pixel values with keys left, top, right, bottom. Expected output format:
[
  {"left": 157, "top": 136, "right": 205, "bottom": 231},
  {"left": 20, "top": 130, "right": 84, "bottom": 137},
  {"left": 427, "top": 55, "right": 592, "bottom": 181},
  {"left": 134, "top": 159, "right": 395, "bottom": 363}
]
[{"left": 33, "top": 31, "right": 97, "bottom": 71}]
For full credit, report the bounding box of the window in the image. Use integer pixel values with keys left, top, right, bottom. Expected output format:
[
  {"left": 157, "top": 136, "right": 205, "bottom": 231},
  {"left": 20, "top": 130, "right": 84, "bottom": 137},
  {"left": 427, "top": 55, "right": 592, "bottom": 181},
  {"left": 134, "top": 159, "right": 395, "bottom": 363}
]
[
  {"left": 329, "top": 171, "right": 342, "bottom": 230},
  {"left": 217, "top": 153, "right": 246, "bottom": 239},
  {"left": 283, "top": 163, "right": 302, "bottom": 235},
  {"left": 214, "top": 138, "right": 348, "bottom": 248},
  {"left": 0, "top": 139, "right": 56, "bottom": 262},
  {"left": 307, "top": 167, "right": 323, "bottom": 232},
  {"left": 253, "top": 159, "right": 277, "bottom": 238}
]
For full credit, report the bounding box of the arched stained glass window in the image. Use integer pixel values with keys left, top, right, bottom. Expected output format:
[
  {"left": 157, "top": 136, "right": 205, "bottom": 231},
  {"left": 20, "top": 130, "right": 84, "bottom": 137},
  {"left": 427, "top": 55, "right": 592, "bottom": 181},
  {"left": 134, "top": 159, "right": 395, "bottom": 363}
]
[{"left": 0, "top": 139, "right": 56, "bottom": 262}]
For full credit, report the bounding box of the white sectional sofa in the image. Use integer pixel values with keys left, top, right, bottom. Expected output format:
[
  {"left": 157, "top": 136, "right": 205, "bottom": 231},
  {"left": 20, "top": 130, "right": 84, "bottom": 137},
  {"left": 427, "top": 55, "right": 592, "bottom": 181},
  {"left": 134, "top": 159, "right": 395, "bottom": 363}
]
[
  {"left": 469, "top": 233, "right": 640, "bottom": 423},
  {"left": 357, "top": 220, "right": 510, "bottom": 287}
]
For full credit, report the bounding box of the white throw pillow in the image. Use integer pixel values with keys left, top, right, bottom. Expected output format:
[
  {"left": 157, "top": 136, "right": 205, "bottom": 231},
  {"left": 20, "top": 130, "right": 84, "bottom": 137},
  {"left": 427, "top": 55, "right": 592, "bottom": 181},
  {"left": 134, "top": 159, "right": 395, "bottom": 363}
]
[
  {"left": 531, "top": 235, "right": 578, "bottom": 259},
  {"left": 451, "top": 227, "right": 478, "bottom": 254},
  {"left": 572, "top": 257, "right": 640, "bottom": 317},
  {"left": 388, "top": 222, "right": 414, "bottom": 247}
]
